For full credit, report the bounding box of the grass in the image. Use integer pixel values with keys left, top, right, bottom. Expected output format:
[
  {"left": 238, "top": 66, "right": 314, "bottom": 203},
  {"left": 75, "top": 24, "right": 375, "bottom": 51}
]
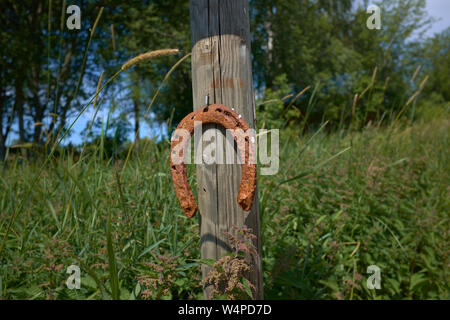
[
  {"left": 0, "top": 114, "right": 448, "bottom": 299},
  {"left": 2, "top": 0, "right": 448, "bottom": 301}
]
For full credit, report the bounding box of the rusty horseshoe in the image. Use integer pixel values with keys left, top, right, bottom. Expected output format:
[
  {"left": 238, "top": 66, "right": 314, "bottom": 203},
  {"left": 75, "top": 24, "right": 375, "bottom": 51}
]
[{"left": 170, "top": 104, "right": 257, "bottom": 218}]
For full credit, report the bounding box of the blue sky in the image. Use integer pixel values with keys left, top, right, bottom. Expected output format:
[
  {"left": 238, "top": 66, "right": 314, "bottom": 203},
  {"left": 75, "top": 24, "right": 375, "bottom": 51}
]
[
  {"left": 62, "top": 87, "right": 168, "bottom": 146},
  {"left": 425, "top": 0, "right": 450, "bottom": 36},
  {"left": 6, "top": 1, "right": 450, "bottom": 147}
]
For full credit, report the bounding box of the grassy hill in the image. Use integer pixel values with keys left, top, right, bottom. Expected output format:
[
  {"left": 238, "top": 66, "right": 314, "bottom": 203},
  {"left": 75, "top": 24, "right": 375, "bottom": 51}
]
[{"left": 0, "top": 117, "right": 448, "bottom": 300}]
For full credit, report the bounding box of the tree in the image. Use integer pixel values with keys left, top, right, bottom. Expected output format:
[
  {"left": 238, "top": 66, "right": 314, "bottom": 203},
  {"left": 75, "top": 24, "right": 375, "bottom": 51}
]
[
  {"left": 100, "top": 0, "right": 192, "bottom": 142},
  {"left": 0, "top": 0, "right": 106, "bottom": 153},
  {"left": 420, "top": 27, "right": 450, "bottom": 101},
  {"left": 250, "top": 0, "right": 434, "bottom": 128}
]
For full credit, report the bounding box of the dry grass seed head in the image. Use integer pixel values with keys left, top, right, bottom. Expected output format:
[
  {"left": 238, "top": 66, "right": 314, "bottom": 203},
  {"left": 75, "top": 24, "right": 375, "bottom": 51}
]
[{"left": 121, "top": 49, "right": 179, "bottom": 70}]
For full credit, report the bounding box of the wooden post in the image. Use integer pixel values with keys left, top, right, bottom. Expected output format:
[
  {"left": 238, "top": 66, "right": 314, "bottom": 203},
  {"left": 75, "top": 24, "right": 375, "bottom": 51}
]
[{"left": 190, "top": 0, "right": 263, "bottom": 299}]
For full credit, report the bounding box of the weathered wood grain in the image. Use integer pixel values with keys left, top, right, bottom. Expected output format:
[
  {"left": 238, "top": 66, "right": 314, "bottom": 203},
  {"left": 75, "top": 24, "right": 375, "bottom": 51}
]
[{"left": 190, "top": 0, "right": 263, "bottom": 299}]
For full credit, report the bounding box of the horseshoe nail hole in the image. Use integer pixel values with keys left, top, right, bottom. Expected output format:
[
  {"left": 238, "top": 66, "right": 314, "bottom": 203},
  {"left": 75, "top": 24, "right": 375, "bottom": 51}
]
[
  {"left": 171, "top": 165, "right": 176, "bottom": 170},
  {"left": 191, "top": 115, "right": 195, "bottom": 119},
  {"left": 245, "top": 137, "right": 249, "bottom": 141},
  {"left": 224, "top": 111, "right": 231, "bottom": 116},
  {"left": 203, "top": 188, "right": 206, "bottom": 192},
  {"left": 203, "top": 106, "right": 209, "bottom": 112},
  {"left": 215, "top": 108, "right": 222, "bottom": 112}
]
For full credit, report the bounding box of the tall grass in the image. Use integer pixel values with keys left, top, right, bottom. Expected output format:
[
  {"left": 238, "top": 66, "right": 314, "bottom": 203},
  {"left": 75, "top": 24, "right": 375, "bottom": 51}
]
[
  {"left": 0, "top": 2, "right": 447, "bottom": 299},
  {"left": 0, "top": 113, "right": 448, "bottom": 299}
]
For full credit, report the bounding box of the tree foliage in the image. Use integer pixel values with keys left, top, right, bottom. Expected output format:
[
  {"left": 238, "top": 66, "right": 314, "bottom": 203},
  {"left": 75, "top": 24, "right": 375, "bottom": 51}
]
[{"left": 0, "top": 0, "right": 448, "bottom": 155}]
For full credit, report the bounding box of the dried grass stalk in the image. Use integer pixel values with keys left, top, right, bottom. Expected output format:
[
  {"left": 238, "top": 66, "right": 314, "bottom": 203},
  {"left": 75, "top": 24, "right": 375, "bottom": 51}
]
[
  {"left": 419, "top": 75, "right": 429, "bottom": 90},
  {"left": 370, "top": 66, "right": 378, "bottom": 85},
  {"left": 395, "top": 75, "right": 429, "bottom": 121},
  {"left": 110, "top": 24, "right": 116, "bottom": 52},
  {"left": 410, "top": 65, "right": 422, "bottom": 84},
  {"left": 352, "top": 93, "right": 359, "bottom": 119},
  {"left": 93, "top": 71, "right": 104, "bottom": 109}
]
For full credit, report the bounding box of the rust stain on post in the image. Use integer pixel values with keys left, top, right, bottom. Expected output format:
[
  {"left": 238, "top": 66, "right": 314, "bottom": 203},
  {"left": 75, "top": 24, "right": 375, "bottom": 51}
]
[{"left": 210, "top": 77, "right": 246, "bottom": 89}]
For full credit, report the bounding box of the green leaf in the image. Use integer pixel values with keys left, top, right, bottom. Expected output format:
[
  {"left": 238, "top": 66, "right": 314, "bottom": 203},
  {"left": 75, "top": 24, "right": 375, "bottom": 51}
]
[
  {"left": 106, "top": 211, "right": 120, "bottom": 300},
  {"left": 410, "top": 273, "right": 427, "bottom": 291},
  {"left": 192, "top": 258, "right": 216, "bottom": 267},
  {"left": 69, "top": 252, "right": 111, "bottom": 300},
  {"left": 137, "top": 239, "right": 166, "bottom": 259},
  {"left": 242, "top": 277, "right": 254, "bottom": 299},
  {"left": 279, "top": 146, "right": 351, "bottom": 185}
]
